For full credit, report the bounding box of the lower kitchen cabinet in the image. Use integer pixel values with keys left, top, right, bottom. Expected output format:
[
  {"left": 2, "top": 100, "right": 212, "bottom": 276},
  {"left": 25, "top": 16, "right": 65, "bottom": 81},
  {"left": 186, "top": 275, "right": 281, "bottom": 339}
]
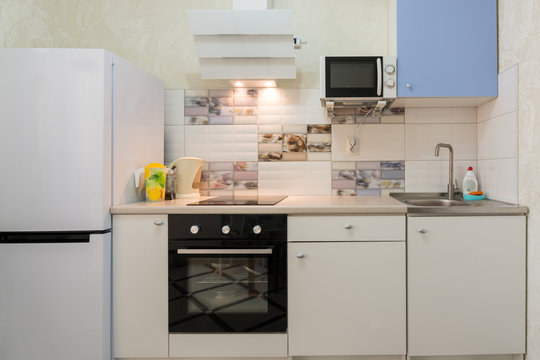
[
  {"left": 408, "top": 216, "right": 526, "bottom": 356},
  {"left": 113, "top": 214, "right": 169, "bottom": 358},
  {"left": 288, "top": 215, "right": 406, "bottom": 356}
]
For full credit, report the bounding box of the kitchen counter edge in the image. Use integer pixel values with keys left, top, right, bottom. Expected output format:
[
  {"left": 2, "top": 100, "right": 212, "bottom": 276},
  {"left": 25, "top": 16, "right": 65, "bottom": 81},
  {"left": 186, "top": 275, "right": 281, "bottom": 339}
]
[{"left": 110, "top": 195, "right": 407, "bottom": 215}]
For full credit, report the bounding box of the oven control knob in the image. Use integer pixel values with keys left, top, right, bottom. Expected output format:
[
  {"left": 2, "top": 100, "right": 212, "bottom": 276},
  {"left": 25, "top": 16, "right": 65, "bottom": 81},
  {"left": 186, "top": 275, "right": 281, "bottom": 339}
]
[
  {"left": 385, "top": 79, "right": 395, "bottom": 88},
  {"left": 252, "top": 225, "right": 262, "bottom": 235},
  {"left": 190, "top": 225, "right": 200, "bottom": 234},
  {"left": 221, "top": 225, "right": 231, "bottom": 235},
  {"left": 385, "top": 64, "right": 395, "bottom": 75}
]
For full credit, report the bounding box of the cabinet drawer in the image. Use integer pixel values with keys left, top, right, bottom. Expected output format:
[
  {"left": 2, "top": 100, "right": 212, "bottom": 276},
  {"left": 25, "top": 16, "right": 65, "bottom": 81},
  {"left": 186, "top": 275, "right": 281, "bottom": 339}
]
[{"left": 288, "top": 215, "right": 405, "bottom": 242}]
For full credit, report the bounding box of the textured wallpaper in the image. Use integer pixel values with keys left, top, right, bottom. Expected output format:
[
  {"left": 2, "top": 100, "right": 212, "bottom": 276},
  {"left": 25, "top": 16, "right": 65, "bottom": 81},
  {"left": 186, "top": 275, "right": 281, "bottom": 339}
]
[
  {"left": 499, "top": 1, "right": 540, "bottom": 359},
  {"left": 0, "top": 0, "right": 395, "bottom": 89}
]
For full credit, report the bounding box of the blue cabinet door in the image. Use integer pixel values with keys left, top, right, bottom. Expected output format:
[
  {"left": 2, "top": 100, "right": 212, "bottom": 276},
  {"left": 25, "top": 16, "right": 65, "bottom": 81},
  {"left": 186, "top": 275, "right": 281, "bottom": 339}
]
[{"left": 397, "top": 0, "right": 497, "bottom": 97}]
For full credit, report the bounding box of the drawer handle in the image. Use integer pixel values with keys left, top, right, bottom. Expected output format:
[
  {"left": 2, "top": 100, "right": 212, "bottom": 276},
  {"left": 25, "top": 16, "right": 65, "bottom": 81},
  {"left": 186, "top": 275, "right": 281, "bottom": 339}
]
[
  {"left": 344, "top": 224, "right": 353, "bottom": 230},
  {"left": 417, "top": 228, "right": 426, "bottom": 234},
  {"left": 296, "top": 253, "right": 305, "bottom": 259},
  {"left": 154, "top": 220, "right": 164, "bottom": 226}
]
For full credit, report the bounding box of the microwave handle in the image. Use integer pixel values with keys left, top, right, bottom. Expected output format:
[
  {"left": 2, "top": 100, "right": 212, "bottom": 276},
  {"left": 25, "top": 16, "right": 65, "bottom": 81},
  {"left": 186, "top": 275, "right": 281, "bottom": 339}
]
[
  {"left": 377, "top": 57, "right": 382, "bottom": 96},
  {"left": 177, "top": 248, "right": 273, "bottom": 255}
]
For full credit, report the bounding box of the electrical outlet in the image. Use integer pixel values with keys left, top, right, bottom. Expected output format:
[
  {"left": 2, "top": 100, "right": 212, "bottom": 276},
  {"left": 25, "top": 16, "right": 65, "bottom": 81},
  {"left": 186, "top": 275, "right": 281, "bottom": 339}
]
[{"left": 346, "top": 137, "right": 358, "bottom": 154}]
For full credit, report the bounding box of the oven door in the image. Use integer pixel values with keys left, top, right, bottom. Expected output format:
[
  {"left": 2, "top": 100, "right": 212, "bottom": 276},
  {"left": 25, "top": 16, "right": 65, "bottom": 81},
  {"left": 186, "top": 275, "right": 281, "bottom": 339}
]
[
  {"left": 168, "top": 239, "right": 287, "bottom": 333},
  {"left": 325, "top": 56, "right": 382, "bottom": 98}
]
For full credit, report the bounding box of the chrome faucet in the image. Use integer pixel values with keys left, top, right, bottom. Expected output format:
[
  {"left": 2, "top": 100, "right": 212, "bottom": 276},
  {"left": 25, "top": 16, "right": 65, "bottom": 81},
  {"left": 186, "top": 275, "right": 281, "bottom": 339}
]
[{"left": 434, "top": 143, "right": 455, "bottom": 200}]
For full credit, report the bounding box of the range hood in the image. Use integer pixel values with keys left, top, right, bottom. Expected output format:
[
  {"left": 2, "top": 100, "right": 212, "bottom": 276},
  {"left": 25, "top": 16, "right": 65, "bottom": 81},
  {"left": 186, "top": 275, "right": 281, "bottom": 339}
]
[{"left": 187, "top": 0, "right": 296, "bottom": 82}]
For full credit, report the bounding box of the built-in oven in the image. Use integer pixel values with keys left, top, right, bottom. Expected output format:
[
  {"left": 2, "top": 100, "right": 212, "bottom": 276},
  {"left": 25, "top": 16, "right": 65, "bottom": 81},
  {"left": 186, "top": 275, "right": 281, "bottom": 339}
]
[{"left": 168, "top": 214, "right": 287, "bottom": 333}]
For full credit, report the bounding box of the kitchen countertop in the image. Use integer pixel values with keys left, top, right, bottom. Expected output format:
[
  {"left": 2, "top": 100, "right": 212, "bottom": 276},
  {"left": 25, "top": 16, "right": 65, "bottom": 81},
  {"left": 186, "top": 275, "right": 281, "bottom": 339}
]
[
  {"left": 110, "top": 195, "right": 528, "bottom": 215},
  {"left": 110, "top": 195, "right": 407, "bottom": 215}
]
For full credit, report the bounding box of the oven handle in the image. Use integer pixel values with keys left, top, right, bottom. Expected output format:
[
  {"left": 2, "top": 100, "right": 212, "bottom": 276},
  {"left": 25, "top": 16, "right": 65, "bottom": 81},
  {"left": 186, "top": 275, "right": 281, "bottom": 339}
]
[{"left": 176, "top": 248, "right": 273, "bottom": 255}]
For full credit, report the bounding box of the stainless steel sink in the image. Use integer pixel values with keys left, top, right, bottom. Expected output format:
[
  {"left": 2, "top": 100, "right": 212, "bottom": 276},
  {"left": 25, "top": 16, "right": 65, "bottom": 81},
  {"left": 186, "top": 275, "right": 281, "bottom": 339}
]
[
  {"left": 403, "top": 199, "right": 470, "bottom": 207},
  {"left": 389, "top": 192, "right": 527, "bottom": 216}
]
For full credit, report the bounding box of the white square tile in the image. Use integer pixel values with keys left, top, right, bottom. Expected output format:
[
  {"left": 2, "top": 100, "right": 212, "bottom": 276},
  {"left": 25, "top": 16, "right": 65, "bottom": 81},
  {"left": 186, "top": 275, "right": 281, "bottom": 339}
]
[
  {"left": 258, "top": 106, "right": 283, "bottom": 115},
  {"left": 209, "top": 125, "right": 234, "bottom": 161},
  {"left": 259, "top": 124, "right": 282, "bottom": 134},
  {"left": 477, "top": 158, "right": 518, "bottom": 204},
  {"left": 405, "top": 107, "right": 477, "bottom": 124},
  {"left": 282, "top": 89, "right": 325, "bottom": 124},
  {"left": 477, "top": 64, "right": 518, "bottom": 121},
  {"left": 381, "top": 114, "right": 405, "bottom": 124},
  {"left": 258, "top": 161, "right": 331, "bottom": 195},
  {"left": 184, "top": 125, "right": 210, "bottom": 160},
  {"left": 165, "top": 90, "right": 185, "bottom": 125},
  {"left": 306, "top": 161, "right": 332, "bottom": 195},
  {"left": 185, "top": 89, "right": 208, "bottom": 97},
  {"left": 332, "top": 124, "right": 405, "bottom": 161},
  {"left": 282, "top": 114, "right": 307, "bottom": 124},
  {"left": 257, "top": 88, "right": 282, "bottom": 106},
  {"left": 164, "top": 125, "right": 184, "bottom": 165},
  {"left": 405, "top": 123, "right": 477, "bottom": 160},
  {"left": 477, "top": 111, "right": 518, "bottom": 160},
  {"left": 258, "top": 114, "right": 283, "bottom": 124},
  {"left": 405, "top": 160, "right": 477, "bottom": 193}
]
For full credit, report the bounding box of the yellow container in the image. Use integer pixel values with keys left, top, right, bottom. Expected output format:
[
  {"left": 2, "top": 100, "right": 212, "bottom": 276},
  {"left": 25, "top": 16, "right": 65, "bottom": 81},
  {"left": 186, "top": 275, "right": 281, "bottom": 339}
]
[
  {"left": 135, "top": 163, "right": 167, "bottom": 201},
  {"left": 141, "top": 163, "right": 166, "bottom": 201}
]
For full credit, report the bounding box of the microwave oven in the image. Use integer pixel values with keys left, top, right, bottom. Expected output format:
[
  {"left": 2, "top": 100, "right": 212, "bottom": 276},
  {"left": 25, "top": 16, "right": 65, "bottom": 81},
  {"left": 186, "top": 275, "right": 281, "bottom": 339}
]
[{"left": 320, "top": 56, "right": 397, "bottom": 101}]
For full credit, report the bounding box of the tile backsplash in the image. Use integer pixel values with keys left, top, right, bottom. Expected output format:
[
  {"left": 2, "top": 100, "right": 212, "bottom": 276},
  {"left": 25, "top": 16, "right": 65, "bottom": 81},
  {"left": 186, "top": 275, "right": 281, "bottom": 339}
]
[{"left": 165, "top": 88, "right": 480, "bottom": 196}]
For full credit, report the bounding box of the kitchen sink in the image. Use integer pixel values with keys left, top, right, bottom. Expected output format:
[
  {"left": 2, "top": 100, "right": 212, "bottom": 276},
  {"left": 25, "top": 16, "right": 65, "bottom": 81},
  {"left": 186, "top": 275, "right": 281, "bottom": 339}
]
[{"left": 403, "top": 199, "right": 470, "bottom": 207}]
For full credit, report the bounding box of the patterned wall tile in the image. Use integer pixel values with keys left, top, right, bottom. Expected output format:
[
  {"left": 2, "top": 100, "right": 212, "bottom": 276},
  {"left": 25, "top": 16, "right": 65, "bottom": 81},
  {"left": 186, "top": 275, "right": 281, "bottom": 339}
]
[
  {"left": 233, "top": 88, "right": 258, "bottom": 106},
  {"left": 171, "top": 88, "right": 413, "bottom": 197}
]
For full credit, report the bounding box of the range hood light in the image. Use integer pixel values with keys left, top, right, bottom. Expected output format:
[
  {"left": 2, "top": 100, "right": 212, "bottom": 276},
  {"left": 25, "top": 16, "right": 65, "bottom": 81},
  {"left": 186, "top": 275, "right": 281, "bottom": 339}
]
[{"left": 229, "top": 80, "right": 276, "bottom": 88}]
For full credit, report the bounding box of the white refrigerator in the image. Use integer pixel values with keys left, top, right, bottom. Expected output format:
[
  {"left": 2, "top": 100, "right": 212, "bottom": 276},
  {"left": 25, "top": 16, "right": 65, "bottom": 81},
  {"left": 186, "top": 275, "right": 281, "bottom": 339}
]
[{"left": 0, "top": 48, "right": 164, "bottom": 360}]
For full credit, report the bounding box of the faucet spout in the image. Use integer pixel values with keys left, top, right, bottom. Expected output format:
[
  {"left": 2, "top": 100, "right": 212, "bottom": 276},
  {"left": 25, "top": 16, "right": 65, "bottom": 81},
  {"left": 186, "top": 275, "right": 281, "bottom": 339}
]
[{"left": 434, "top": 143, "right": 455, "bottom": 200}]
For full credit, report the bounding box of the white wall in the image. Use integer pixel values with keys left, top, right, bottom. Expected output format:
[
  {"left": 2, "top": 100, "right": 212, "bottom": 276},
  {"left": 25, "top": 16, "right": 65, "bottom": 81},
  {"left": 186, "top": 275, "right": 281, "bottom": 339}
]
[
  {"left": 499, "top": 1, "right": 540, "bottom": 359},
  {"left": 476, "top": 65, "right": 519, "bottom": 204},
  {"left": 0, "top": 0, "right": 396, "bottom": 89}
]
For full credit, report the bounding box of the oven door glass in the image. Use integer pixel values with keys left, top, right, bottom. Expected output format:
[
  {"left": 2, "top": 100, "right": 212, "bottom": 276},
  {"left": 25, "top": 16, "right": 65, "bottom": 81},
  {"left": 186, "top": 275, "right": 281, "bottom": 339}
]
[{"left": 169, "top": 240, "right": 287, "bottom": 332}]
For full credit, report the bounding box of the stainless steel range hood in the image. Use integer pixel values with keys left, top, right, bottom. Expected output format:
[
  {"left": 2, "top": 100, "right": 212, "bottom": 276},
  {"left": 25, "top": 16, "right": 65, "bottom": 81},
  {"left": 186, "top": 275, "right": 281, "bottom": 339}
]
[{"left": 187, "top": 0, "right": 296, "bottom": 82}]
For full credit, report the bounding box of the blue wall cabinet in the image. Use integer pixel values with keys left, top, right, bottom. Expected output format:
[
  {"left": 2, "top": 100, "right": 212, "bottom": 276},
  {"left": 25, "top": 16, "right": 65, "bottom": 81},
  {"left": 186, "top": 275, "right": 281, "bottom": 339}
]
[{"left": 397, "top": 0, "right": 497, "bottom": 98}]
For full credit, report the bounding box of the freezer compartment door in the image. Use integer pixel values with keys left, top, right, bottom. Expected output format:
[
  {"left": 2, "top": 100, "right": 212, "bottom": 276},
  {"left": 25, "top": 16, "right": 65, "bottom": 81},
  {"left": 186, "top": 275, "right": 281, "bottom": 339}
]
[
  {"left": 0, "top": 232, "right": 111, "bottom": 360},
  {"left": 0, "top": 48, "right": 112, "bottom": 231}
]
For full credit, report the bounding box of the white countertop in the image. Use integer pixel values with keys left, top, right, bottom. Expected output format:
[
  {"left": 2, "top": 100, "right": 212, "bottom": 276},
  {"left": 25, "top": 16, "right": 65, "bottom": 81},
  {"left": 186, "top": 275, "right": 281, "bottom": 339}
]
[{"left": 110, "top": 195, "right": 407, "bottom": 215}]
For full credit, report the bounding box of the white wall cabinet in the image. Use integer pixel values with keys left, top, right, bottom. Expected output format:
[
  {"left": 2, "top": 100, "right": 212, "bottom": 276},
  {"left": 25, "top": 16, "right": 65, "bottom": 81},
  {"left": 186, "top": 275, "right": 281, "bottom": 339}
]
[
  {"left": 408, "top": 216, "right": 526, "bottom": 356},
  {"left": 113, "top": 214, "right": 169, "bottom": 358},
  {"left": 288, "top": 215, "right": 406, "bottom": 356}
]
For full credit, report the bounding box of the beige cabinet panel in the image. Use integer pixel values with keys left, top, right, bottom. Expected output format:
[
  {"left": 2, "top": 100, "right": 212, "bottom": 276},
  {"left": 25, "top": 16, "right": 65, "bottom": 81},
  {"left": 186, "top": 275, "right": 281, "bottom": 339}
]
[
  {"left": 288, "top": 241, "right": 406, "bottom": 356},
  {"left": 113, "top": 215, "right": 169, "bottom": 358},
  {"left": 288, "top": 215, "right": 405, "bottom": 242},
  {"left": 408, "top": 216, "right": 526, "bottom": 355}
]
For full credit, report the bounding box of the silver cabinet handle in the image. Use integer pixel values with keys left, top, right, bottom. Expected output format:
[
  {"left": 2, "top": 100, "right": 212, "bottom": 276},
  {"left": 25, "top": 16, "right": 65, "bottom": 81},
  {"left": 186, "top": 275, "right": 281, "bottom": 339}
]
[
  {"left": 418, "top": 228, "right": 426, "bottom": 234},
  {"left": 344, "top": 224, "right": 353, "bottom": 230},
  {"left": 296, "top": 253, "right": 305, "bottom": 259},
  {"left": 177, "top": 249, "right": 272, "bottom": 255},
  {"left": 154, "top": 220, "right": 164, "bottom": 226}
]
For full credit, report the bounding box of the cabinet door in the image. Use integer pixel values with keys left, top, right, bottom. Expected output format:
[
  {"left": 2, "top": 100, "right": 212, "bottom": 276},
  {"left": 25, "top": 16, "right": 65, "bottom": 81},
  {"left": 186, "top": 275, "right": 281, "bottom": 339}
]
[
  {"left": 397, "top": 0, "right": 497, "bottom": 97},
  {"left": 288, "top": 242, "right": 406, "bottom": 356},
  {"left": 113, "top": 215, "right": 168, "bottom": 358},
  {"left": 408, "top": 216, "right": 525, "bottom": 355}
]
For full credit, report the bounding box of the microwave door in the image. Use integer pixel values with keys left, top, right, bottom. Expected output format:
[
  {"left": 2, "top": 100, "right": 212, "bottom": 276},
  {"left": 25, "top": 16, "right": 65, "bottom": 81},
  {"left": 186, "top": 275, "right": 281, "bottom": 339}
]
[{"left": 325, "top": 56, "right": 381, "bottom": 98}]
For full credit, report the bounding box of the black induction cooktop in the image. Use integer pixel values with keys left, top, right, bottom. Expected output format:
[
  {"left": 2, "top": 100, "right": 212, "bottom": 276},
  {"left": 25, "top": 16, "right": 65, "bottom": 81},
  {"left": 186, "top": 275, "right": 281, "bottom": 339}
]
[{"left": 187, "top": 195, "right": 287, "bottom": 206}]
